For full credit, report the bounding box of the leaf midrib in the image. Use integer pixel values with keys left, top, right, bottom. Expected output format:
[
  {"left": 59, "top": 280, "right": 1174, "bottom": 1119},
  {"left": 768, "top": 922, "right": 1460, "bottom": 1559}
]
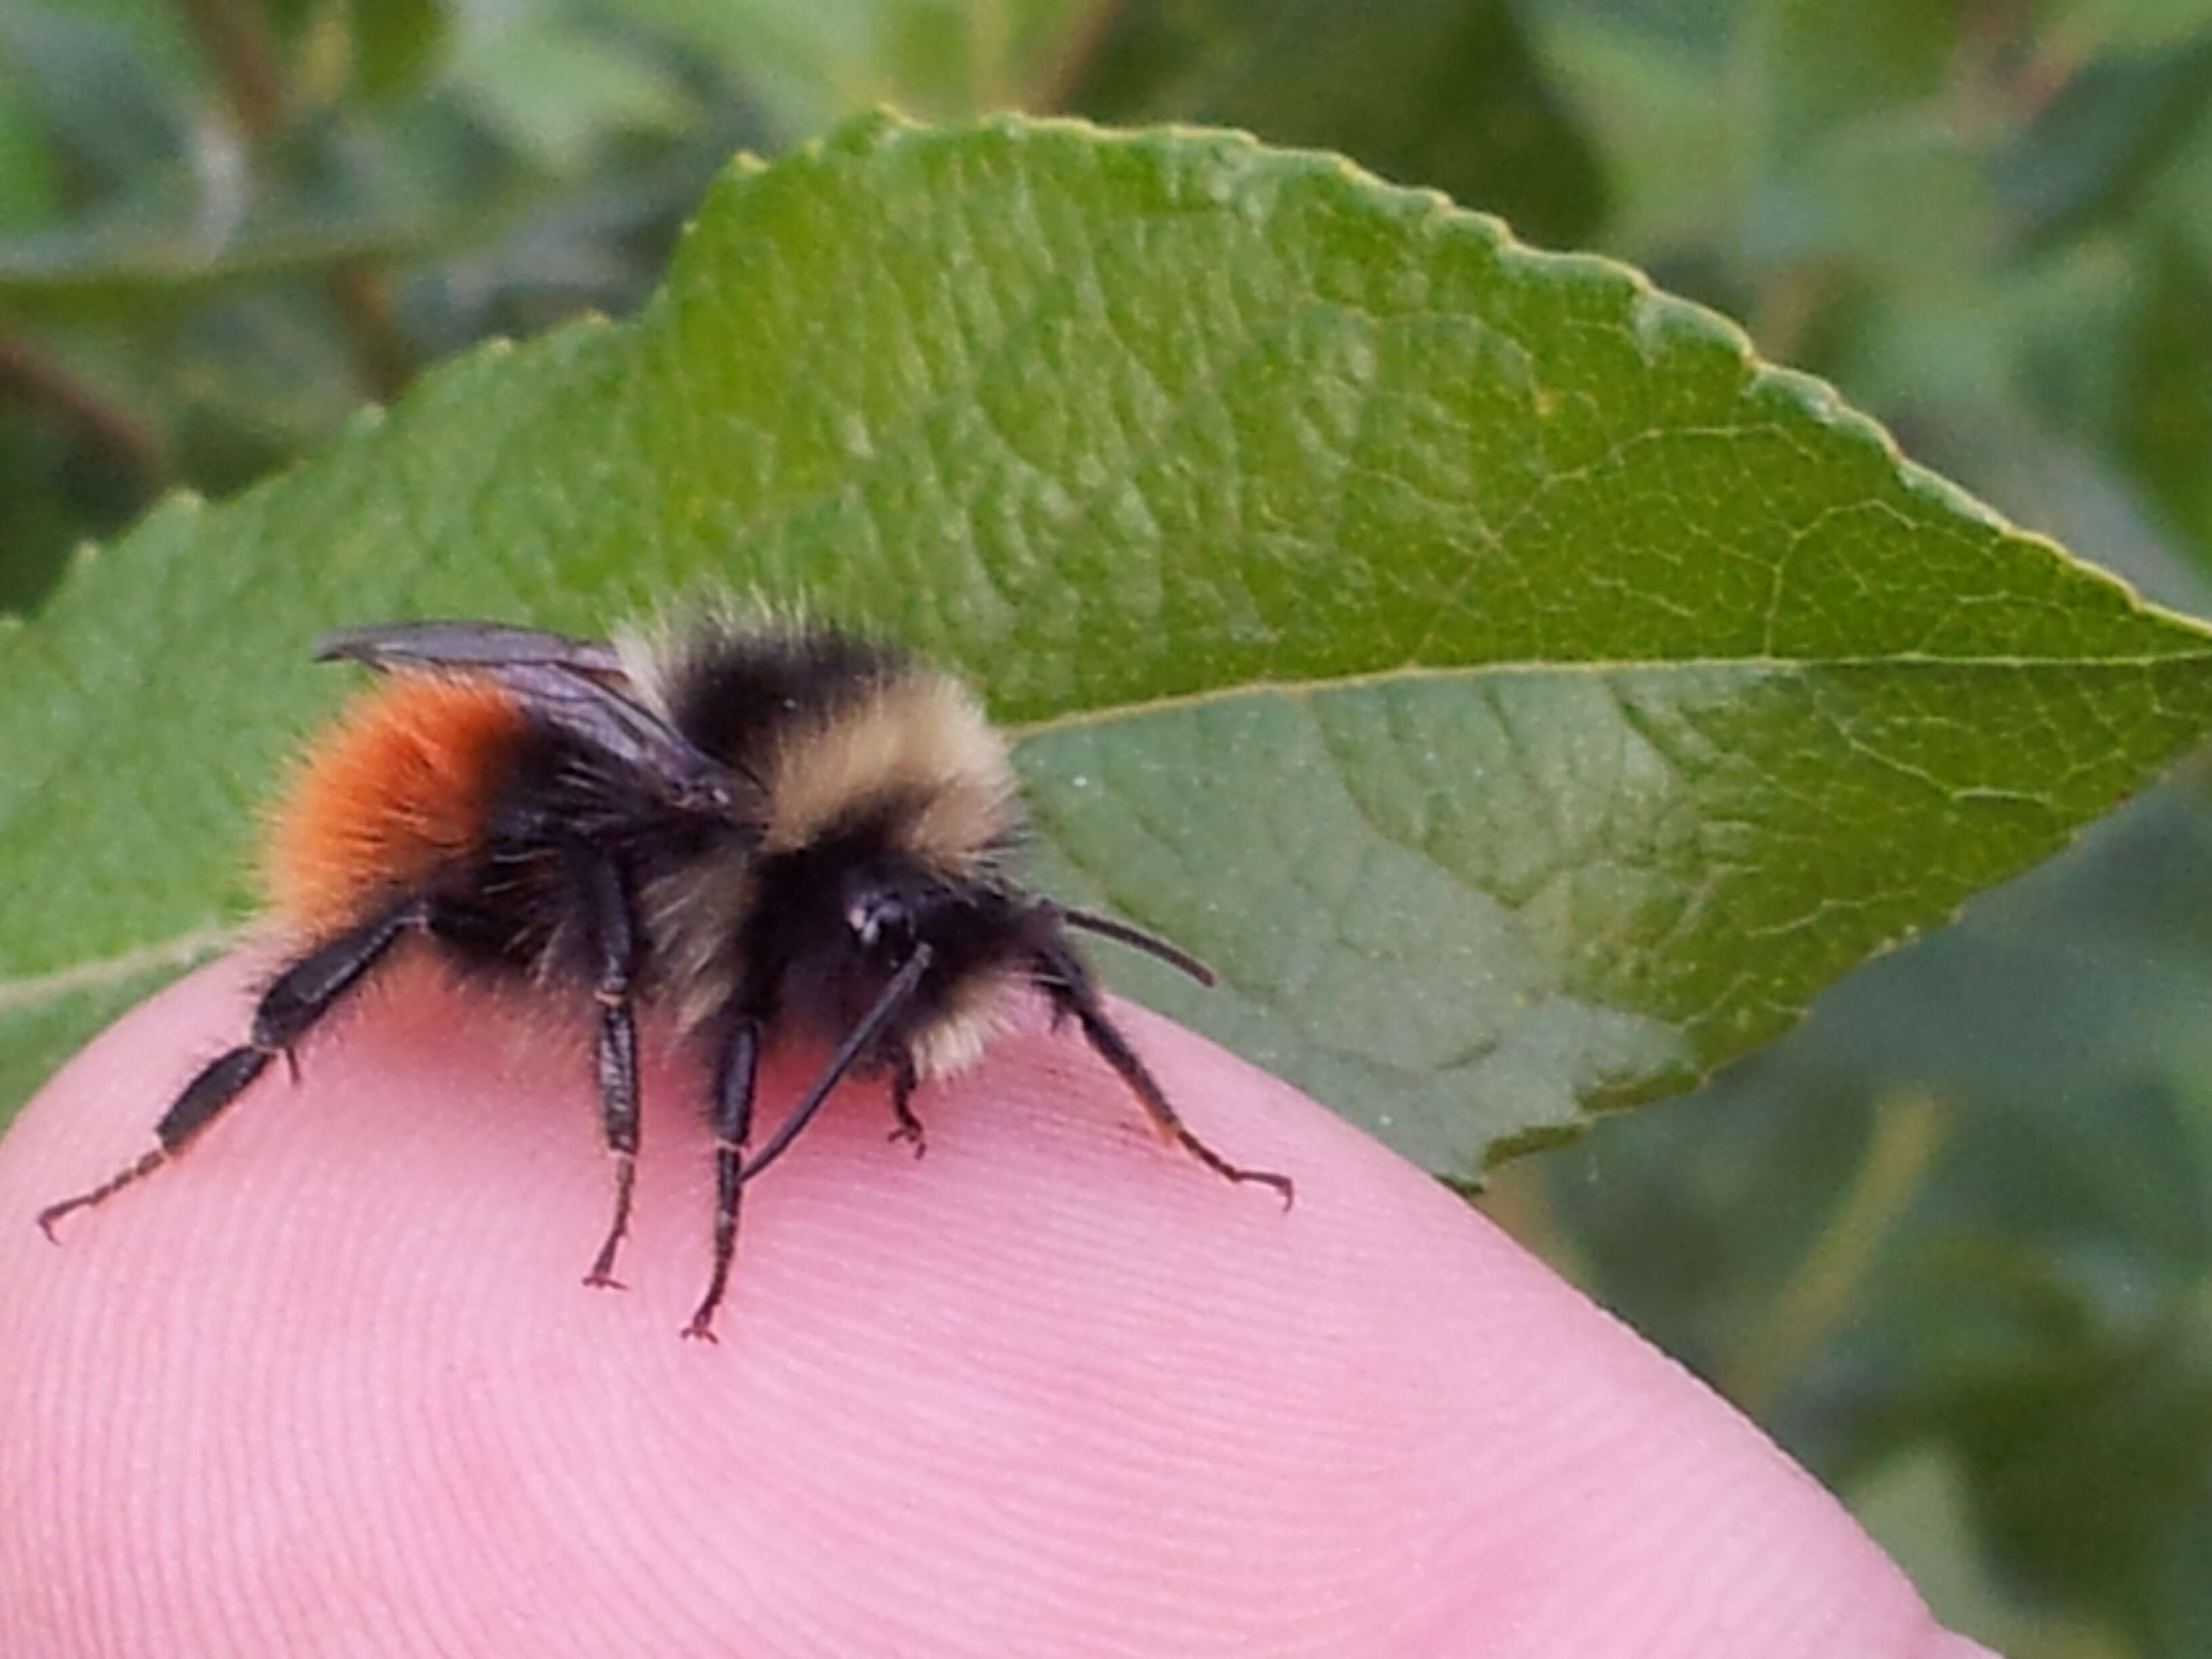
[{"left": 1004, "top": 649, "right": 2212, "bottom": 737}]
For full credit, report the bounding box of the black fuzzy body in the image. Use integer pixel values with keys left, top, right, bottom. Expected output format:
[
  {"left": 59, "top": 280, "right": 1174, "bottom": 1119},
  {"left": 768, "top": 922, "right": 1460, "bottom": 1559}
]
[{"left": 428, "top": 622, "right": 1044, "bottom": 1080}]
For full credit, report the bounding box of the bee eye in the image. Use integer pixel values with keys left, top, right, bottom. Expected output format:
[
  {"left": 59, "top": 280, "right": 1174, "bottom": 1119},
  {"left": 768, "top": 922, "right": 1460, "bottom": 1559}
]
[{"left": 846, "top": 893, "right": 913, "bottom": 950}]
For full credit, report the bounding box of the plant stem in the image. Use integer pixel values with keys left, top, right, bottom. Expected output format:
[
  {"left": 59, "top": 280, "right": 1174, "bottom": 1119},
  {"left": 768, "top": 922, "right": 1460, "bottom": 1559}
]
[
  {"left": 1025, "top": 0, "right": 1126, "bottom": 113},
  {"left": 0, "top": 334, "right": 166, "bottom": 486},
  {"left": 324, "top": 259, "right": 412, "bottom": 404},
  {"left": 1721, "top": 1088, "right": 1952, "bottom": 1415},
  {"left": 173, "top": 0, "right": 287, "bottom": 142},
  {"left": 171, "top": 0, "right": 416, "bottom": 399}
]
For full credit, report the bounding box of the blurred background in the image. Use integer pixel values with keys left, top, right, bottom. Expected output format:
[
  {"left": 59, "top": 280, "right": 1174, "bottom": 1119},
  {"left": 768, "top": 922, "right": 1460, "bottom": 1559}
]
[{"left": 4, "top": 1, "right": 2211, "bottom": 1652}]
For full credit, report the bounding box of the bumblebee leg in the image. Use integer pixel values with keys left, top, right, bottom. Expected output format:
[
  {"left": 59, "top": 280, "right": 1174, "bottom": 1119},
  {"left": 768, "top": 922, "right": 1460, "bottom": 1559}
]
[
  {"left": 37, "top": 903, "right": 423, "bottom": 1240},
  {"left": 253, "top": 903, "right": 426, "bottom": 1055},
  {"left": 1032, "top": 942, "right": 1294, "bottom": 1210},
  {"left": 576, "top": 848, "right": 644, "bottom": 1292},
  {"left": 886, "top": 1052, "right": 925, "bottom": 1157},
  {"left": 683, "top": 1017, "right": 758, "bottom": 1343},
  {"left": 35, "top": 1049, "right": 272, "bottom": 1240},
  {"left": 733, "top": 941, "right": 935, "bottom": 1187}
]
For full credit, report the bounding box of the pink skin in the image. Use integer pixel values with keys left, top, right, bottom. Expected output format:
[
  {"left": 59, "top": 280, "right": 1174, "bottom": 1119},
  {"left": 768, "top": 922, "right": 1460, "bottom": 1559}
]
[{"left": 0, "top": 954, "right": 1998, "bottom": 1658}]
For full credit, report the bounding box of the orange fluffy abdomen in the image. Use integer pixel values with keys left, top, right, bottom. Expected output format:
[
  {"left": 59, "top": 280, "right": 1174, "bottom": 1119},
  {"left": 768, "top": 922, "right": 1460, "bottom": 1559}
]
[{"left": 264, "top": 676, "right": 528, "bottom": 938}]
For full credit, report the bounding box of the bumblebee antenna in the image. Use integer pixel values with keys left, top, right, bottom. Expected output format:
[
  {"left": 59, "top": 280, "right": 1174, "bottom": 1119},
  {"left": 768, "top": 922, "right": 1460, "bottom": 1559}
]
[
  {"left": 1046, "top": 905, "right": 1216, "bottom": 987},
  {"left": 737, "top": 941, "right": 935, "bottom": 1185}
]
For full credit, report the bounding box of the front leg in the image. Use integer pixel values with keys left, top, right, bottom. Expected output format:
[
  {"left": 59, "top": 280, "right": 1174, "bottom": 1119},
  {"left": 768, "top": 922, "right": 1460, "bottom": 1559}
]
[
  {"left": 1033, "top": 939, "right": 1294, "bottom": 1209},
  {"left": 886, "top": 1051, "right": 926, "bottom": 1158}
]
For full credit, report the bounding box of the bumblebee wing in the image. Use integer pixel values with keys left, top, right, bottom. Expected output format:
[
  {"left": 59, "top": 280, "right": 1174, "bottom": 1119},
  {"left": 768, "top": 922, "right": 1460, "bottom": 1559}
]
[
  {"left": 316, "top": 620, "right": 760, "bottom": 811},
  {"left": 313, "top": 620, "right": 625, "bottom": 679},
  {"left": 492, "top": 661, "right": 761, "bottom": 809}
]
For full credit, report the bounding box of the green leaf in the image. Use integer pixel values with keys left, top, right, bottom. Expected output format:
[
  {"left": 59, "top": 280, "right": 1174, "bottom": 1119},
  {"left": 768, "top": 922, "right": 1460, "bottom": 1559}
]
[
  {"left": 1847, "top": 1441, "right": 2127, "bottom": 1658},
  {"left": 1063, "top": 0, "right": 1608, "bottom": 249},
  {"left": 445, "top": 10, "right": 697, "bottom": 173},
  {"left": 346, "top": 0, "right": 447, "bottom": 102},
  {"left": 1747, "top": 0, "right": 1963, "bottom": 167},
  {"left": 2118, "top": 230, "right": 2212, "bottom": 562},
  {"left": 0, "top": 45, "right": 60, "bottom": 230},
  {"left": 605, "top": 0, "right": 1085, "bottom": 136},
  {"left": 6, "top": 112, "right": 2212, "bottom": 1181},
  {"left": 1993, "top": 28, "right": 2212, "bottom": 253},
  {"left": 1534, "top": 12, "right": 1734, "bottom": 260},
  {"left": 2059, "top": 0, "right": 2212, "bottom": 51},
  {"left": 0, "top": 3, "right": 198, "bottom": 195}
]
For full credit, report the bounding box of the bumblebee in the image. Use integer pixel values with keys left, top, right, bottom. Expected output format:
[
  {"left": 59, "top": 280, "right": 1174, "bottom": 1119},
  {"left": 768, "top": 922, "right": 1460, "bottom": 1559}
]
[{"left": 37, "top": 611, "right": 1291, "bottom": 1339}]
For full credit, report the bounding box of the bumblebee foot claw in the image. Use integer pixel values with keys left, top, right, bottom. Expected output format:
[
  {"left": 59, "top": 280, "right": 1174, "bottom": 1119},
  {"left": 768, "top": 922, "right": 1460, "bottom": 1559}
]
[{"left": 1236, "top": 1169, "right": 1296, "bottom": 1212}]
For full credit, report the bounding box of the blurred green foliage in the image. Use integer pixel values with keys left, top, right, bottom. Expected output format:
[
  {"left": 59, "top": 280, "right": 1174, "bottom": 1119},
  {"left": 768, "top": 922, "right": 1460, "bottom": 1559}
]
[{"left": 5, "top": 2, "right": 2212, "bottom": 1654}]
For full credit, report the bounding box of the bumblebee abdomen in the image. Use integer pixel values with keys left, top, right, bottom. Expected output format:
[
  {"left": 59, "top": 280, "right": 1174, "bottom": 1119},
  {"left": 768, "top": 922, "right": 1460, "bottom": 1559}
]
[{"left": 264, "top": 674, "right": 529, "bottom": 937}]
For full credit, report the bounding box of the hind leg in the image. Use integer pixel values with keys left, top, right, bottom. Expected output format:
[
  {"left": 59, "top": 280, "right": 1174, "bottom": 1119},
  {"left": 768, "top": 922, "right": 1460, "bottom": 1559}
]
[
  {"left": 568, "top": 844, "right": 648, "bottom": 1294},
  {"left": 36, "top": 903, "right": 424, "bottom": 1239}
]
